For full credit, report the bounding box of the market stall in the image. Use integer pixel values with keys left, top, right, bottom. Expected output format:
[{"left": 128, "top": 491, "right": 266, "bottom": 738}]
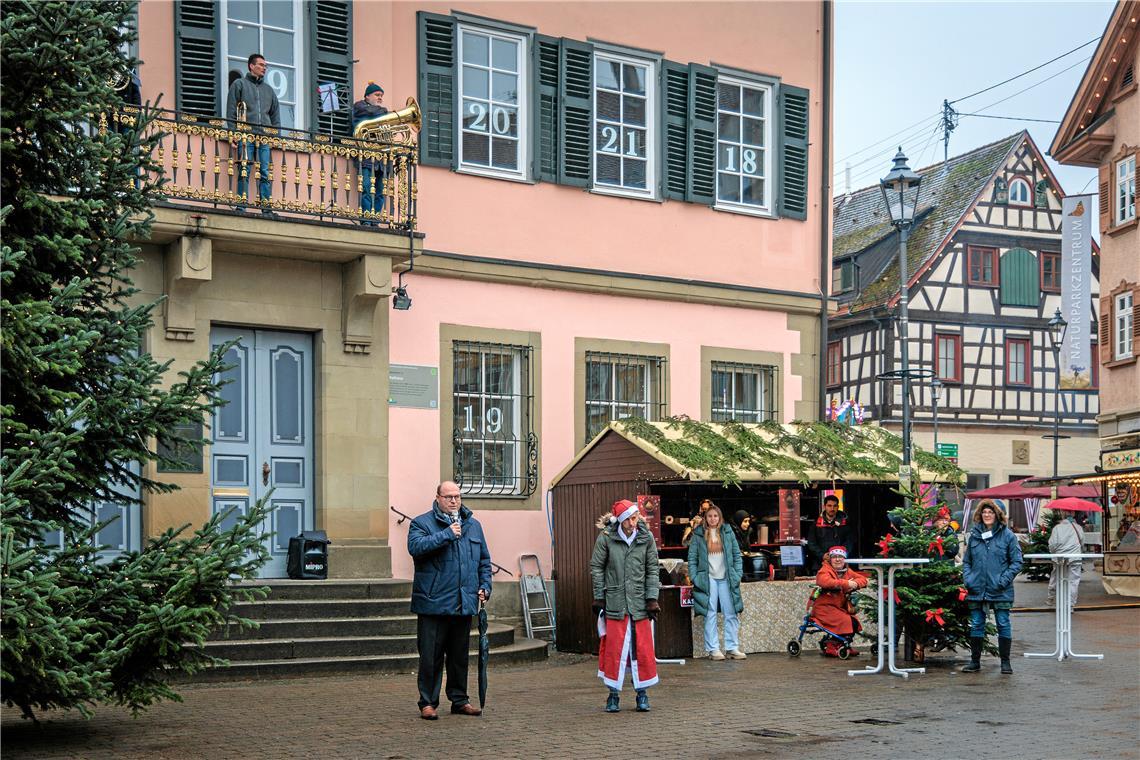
[{"left": 549, "top": 417, "right": 962, "bottom": 655}]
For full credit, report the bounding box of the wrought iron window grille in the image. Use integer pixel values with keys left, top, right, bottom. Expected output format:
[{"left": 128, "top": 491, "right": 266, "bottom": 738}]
[
  {"left": 452, "top": 340, "right": 537, "bottom": 497},
  {"left": 710, "top": 360, "right": 777, "bottom": 423},
  {"left": 584, "top": 350, "right": 668, "bottom": 444}
]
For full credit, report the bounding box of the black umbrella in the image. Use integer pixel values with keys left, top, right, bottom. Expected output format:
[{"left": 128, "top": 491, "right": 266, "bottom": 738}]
[{"left": 477, "top": 599, "right": 489, "bottom": 709}]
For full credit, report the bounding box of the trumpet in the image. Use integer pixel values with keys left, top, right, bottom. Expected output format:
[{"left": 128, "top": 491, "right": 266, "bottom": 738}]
[{"left": 353, "top": 97, "right": 421, "bottom": 144}]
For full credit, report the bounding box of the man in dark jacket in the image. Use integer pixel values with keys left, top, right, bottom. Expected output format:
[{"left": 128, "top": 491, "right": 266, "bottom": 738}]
[
  {"left": 351, "top": 82, "right": 389, "bottom": 225},
  {"left": 407, "top": 481, "right": 492, "bottom": 720},
  {"left": 806, "top": 495, "right": 854, "bottom": 571},
  {"left": 226, "top": 53, "right": 280, "bottom": 215}
]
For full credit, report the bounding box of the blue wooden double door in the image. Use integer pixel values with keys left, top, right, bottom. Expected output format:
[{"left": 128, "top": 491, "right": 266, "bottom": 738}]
[{"left": 211, "top": 327, "right": 315, "bottom": 578}]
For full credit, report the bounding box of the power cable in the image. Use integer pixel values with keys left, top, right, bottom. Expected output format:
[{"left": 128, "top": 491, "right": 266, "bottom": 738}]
[
  {"left": 835, "top": 111, "right": 941, "bottom": 165},
  {"left": 969, "top": 56, "right": 1092, "bottom": 115},
  {"left": 835, "top": 118, "right": 944, "bottom": 185},
  {"left": 959, "top": 113, "right": 1061, "bottom": 124},
  {"left": 948, "top": 37, "right": 1099, "bottom": 105}
]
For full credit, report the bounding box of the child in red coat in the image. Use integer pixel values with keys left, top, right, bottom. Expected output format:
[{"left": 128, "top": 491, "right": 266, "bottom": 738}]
[{"left": 813, "top": 546, "right": 869, "bottom": 657}]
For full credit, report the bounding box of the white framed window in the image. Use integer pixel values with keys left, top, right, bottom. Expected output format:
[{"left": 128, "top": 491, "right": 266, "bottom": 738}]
[
  {"left": 1116, "top": 155, "right": 1136, "bottom": 225},
  {"left": 458, "top": 25, "right": 527, "bottom": 180},
  {"left": 711, "top": 362, "right": 776, "bottom": 422},
  {"left": 1008, "top": 178, "right": 1031, "bottom": 206},
  {"left": 715, "top": 76, "right": 773, "bottom": 214},
  {"left": 592, "top": 52, "right": 655, "bottom": 198},
  {"left": 220, "top": 0, "right": 305, "bottom": 129},
  {"left": 1116, "top": 291, "right": 1134, "bottom": 360},
  {"left": 453, "top": 342, "right": 533, "bottom": 496}
]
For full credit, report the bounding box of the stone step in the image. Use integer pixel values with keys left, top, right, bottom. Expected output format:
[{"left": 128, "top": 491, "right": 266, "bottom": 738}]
[
  {"left": 204, "top": 623, "right": 516, "bottom": 661},
  {"left": 210, "top": 615, "right": 420, "bottom": 641},
  {"left": 232, "top": 579, "right": 411, "bottom": 601},
  {"left": 187, "top": 638, "right": 549, "bottom": 683},
  {"left": 229, "top": 598, "right": 410, "bottom": 620}
]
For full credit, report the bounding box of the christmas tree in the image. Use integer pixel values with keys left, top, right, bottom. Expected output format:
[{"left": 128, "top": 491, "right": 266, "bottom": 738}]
[
  {"left": 2, "top": 0, "right": 270, "bottom": 719},
  {"left": 1022, "top": 509, "right": 1064, "bottom": 581},
  {"left": 859, "top": 482, "right": 994, "bottom": 658}
]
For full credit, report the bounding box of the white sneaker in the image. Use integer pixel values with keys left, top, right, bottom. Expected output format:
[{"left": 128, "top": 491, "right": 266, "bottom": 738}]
[
  {"left": 727, "top": 649, "right": 747, "bottom": 660},
  {"left": 709, "top": 650, "right": 726, "bottom": 660}
]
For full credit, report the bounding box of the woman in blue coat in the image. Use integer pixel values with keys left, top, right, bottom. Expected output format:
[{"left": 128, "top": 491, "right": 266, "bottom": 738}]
[
  {"left": 687, "top": 504, "right": 745, "bottom": 660},
  {"left": 961, "top": 499, "right": 1023, "bottom": 674}
]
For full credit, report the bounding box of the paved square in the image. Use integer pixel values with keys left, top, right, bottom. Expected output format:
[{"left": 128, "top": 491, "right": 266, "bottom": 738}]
[{"left": 4, "top": 601, "right": 1137, "bottom": 759}]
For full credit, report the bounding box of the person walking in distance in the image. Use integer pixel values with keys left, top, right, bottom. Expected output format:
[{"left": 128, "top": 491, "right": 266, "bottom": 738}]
[
  {"left": 591, "top": 499, "right": 661, "bottom": 713},
  {"left": 961, "top": 500, "right": 1023, "bottom": 675},
  {"left": 407, "top": 481, "right": 491, "bottom": 719},
  {"left": 687, "top": 503, "right": 746, "bottom": 660}
]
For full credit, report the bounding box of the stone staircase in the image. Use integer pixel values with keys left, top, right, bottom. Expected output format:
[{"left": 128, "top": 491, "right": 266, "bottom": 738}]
[{"left": 191, "top": 579, "right": 548, "bottom": 682}]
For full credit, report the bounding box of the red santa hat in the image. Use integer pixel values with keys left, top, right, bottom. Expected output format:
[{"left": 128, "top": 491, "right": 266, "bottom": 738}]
[
  {"left": 937, "top": 506, "right": 952, "bottom": 520},
  {"left": 612, "top": 499, "right": 639, "bottom": 523},
  {"left": 827, "top": 545, "right": 847, "bottom": 558}
]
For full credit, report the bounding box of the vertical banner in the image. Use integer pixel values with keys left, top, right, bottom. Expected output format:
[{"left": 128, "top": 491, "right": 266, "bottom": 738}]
[
  {"left": 1060, "top": 195, "right": 1093, "bottom": 389},
  {"left": 778, "top": 489, "right": 801, "bottom": 541},
  {"left": 637, "top": 494, "right": 662, "bottom": 545}
]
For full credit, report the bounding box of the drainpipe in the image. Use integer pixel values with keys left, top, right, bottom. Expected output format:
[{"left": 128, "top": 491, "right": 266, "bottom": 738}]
[{"left": 817, "top": 0, "right": 833, "bottom": 420}]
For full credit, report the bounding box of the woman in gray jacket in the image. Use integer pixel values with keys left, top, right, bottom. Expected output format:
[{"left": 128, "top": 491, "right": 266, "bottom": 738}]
[{"left": 961, "top": 499, "right": 1023, "bottom": 674}]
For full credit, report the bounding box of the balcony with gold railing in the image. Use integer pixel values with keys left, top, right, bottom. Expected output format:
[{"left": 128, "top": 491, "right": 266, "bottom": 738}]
[{"left": 106, "top": 106, "right": 418, "bottom": 231}]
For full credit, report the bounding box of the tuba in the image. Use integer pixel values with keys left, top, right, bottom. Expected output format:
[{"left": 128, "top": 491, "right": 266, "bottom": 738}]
[{"left": 354, "top": 97, "right": 421, "bottom": 144}]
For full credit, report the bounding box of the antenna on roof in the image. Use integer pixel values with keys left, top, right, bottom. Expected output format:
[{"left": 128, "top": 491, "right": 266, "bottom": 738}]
[{"left": 940, "top": 99, "right": 959, "bottom": 174}]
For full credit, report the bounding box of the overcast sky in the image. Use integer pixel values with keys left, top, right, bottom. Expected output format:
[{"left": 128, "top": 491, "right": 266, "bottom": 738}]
[{"left": 835, "top": 0, "right": 1114, "bottom": 231}]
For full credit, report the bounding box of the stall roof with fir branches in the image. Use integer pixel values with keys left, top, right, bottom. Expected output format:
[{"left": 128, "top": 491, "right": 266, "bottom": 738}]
[{"left": 549, "top": 417, "right": 964, "bottom": 489}]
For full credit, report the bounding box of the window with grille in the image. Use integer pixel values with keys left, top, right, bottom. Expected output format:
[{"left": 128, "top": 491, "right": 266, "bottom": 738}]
[
  {"left": 452, "top": 341, "right": 536, "bottom": 496},
  {"left": 584, "top": 351, "right": 667, "bottom": 444},
  {"left": 1005, "top": 338, "right": 1031, "bottom": 386},
  {"left": 710, "top": 361, "right": 776, "bottom": 422},
  {"left": 826, "top": 341, "right": 842, "bottom": 388}
]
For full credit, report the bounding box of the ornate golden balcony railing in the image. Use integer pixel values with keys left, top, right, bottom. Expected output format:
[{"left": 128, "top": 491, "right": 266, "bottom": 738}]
[{"left": 105, "top": 106, "right": 417, "bottom": 230}]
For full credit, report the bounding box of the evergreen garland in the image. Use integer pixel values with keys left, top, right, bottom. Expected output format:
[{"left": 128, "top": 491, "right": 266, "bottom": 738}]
[{"left": 2, "top": 1, "right": 270, "bottom": 719}]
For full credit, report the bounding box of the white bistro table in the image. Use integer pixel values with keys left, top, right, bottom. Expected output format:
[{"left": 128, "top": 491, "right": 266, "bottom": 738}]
[
  {"left": 846, "top": 557, "right": 931, "bottom": 679},
  {"left": 1023, "top": 552, "right": 1104, "bottom": 662}
]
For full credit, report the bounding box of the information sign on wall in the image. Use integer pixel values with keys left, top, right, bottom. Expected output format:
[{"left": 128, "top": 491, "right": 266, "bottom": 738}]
[{"left": 388, "top": 364, "right": 439, "bottom": 409}]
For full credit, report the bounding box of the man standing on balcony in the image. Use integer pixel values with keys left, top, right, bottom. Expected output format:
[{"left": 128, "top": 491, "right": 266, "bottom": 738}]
[
  {"left": 407, "top": 481, "right": 491, "bottom": 720},
  {"left": 226, "top": 53, "right": 280, "bottom": 216},
  {"left": 352, "top": 82, "right": 388, "bottom": 226}
]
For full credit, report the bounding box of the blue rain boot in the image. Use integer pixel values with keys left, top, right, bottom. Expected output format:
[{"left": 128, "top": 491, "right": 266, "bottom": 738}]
[
  {"left": 635, "top": 689, "right": 650, "bottom": 712},
  {"left": 605, "top": 689, "right": 620, "bottom": 713}
]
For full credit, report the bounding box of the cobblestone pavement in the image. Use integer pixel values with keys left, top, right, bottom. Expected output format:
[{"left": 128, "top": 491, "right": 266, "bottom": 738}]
[{"left": 4, "top": 603, "right": 1138, "bottom": 759}]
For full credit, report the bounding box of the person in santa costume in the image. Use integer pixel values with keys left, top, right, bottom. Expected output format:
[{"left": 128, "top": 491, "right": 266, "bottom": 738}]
[
  {"left": 813, "top": 545, "right": 868, "bottom": 657},
  {"left": 590, "top": 499, "right": 661, "bottom": 713}
]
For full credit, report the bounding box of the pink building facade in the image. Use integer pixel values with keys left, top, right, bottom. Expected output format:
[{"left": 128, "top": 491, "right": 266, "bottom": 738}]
[{"left": 131, "top": 1, "right": 833, "bottom": 588}]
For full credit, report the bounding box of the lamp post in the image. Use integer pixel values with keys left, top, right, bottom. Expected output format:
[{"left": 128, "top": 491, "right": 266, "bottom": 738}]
[
  {"left": 1047, "top": 307, "right": 1068, "bottom": 478},
  {"left": 880, "top": 148, "right": 923, "bottom": 468},
  {"left": 931, "top": 377, "right": 943, "bottom": 453}
]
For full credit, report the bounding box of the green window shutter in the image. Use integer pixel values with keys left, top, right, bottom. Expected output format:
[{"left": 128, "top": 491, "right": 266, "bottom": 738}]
[
  {"left": 308, "top": 1, "right": 353, "bottom": 137},
  {"left": 417, "top": 12, "right": 457, "bottom": 168},
  {"left": 999, "top": 248, "right": 1040, "bottom": 307},
  {"left": 687, "top": 63, "right": 717, "bottom": 205},
  {"left": 532, "top": 34, "right": 560, "bottom": 183},
  {"left": 777, "top": 84, "right": 809, "bottom": 220},
  {"left": 174, "top": 0, "right": 220, "bottom": 117},
  {"left": 659, "top": 60, "right": 689, "bottom": 201},
  {"left": 558, "top": 38, "right": 592, "bottom": 187}
]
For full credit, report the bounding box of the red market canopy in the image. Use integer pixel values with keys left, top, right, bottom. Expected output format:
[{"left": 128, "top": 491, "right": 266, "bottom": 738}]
[{"left": 965, "top": 477, "right": 1101, "bottom": 500}]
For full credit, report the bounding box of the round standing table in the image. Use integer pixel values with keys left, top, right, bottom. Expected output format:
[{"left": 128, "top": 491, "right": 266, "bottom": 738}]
[
  {"left": 1023, "top": 552, "right": 1104, "bottom": 662},
  {"left": 846, "top": 557, "right": 931, "bottom": 678}
]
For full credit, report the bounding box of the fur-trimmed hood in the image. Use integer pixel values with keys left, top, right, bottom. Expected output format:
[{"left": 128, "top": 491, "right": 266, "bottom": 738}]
[{"left": 971, "top": 498, "right": 1008, "bottom": 525}]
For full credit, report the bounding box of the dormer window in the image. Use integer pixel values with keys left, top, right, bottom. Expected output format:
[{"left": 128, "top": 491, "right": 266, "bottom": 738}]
[
  {"left": 832, "top": 260, "right": 856, "bottom": 294},
  {"left": 1009, "top": 178, "right": 1031, "bottom": 206}
]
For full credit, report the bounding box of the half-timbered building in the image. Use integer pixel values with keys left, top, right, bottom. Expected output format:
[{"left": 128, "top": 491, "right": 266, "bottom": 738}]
[{"left": 829, "top": 132, "right": 1100, "bottom": 505}]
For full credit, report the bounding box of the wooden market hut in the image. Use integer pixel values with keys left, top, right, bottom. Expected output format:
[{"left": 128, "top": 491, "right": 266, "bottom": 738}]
[{"left": 549, "top": 418, "right": 959, "bottom": 653}]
